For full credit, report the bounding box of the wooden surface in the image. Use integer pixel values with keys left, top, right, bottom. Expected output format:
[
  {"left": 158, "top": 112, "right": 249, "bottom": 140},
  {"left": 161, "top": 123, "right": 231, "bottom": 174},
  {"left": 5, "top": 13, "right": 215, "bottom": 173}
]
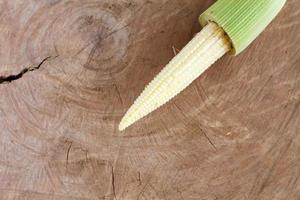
[{"left": 0, "top": 0, "right": 299, "bottom": 199}]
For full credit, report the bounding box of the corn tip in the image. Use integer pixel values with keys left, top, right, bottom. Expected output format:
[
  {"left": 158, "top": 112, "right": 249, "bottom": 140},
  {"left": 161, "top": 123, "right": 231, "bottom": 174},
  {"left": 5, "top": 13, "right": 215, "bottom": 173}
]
[
  {"left": 118, "top": 119, "right": 127, "bottom": 131},
  {"left": 119, "top": 109, "right": 136, "bottom": 131}
]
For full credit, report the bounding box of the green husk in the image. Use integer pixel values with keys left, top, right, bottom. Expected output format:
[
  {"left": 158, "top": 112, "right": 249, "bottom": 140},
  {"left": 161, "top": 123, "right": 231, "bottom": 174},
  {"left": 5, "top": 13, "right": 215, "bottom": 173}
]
[{"left": 199, "top": 0, "right": 286, "bottom": 55}]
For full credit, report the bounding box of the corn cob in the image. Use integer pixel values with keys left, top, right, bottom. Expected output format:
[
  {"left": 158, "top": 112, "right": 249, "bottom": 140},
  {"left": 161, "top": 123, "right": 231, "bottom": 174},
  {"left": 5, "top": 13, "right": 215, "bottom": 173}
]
[{"left": 119, "top": 0, "right": 286, "bottom": 131}]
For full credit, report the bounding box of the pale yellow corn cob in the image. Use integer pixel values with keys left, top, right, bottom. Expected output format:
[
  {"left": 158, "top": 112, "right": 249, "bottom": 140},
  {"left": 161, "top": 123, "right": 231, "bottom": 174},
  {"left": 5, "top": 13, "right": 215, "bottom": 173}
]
[{"left": 119, "top": 22, "right": 231, "bottom": 131}]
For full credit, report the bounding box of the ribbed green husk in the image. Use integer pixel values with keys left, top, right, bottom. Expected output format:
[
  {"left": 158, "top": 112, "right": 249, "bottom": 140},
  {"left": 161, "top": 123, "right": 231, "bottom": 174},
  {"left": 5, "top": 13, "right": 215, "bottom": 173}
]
[{"left": 199, "top": 0, "right": 286, "bottom": 55}]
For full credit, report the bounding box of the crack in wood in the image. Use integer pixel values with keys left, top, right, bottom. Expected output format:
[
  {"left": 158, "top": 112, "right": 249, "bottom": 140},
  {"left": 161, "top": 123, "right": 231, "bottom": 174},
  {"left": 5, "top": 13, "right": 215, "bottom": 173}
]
[
  {"left": 111, "top": 166, "right": 118, "bottom": 200},
  {"left": 0, "top": 56, "right": 54, "bottom": 84},
  {"left": 137, "top": 172, "right": 142, "bottom": 185},
  {"left": 66, "top": 142, "right": 73, "bottom": 168}
]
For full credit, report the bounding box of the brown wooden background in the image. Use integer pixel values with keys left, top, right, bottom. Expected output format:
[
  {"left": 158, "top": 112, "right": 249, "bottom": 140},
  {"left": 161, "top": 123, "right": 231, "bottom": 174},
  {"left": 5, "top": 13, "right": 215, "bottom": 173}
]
[{"left": 0, "top": 0, "right": 299, "bottom": 199}]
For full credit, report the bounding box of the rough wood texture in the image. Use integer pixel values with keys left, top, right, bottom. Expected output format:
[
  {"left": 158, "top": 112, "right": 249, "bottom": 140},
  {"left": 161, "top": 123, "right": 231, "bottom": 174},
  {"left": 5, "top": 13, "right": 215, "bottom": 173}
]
[{"left": 0, "top": 0, "right": 299, "bottom": 199}]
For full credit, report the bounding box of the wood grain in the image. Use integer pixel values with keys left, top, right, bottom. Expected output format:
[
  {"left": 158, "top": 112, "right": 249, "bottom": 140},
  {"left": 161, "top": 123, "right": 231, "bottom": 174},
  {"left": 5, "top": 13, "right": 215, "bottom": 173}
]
[{"left": 0, "top": 0, "right": 299, "bottom": 199}]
